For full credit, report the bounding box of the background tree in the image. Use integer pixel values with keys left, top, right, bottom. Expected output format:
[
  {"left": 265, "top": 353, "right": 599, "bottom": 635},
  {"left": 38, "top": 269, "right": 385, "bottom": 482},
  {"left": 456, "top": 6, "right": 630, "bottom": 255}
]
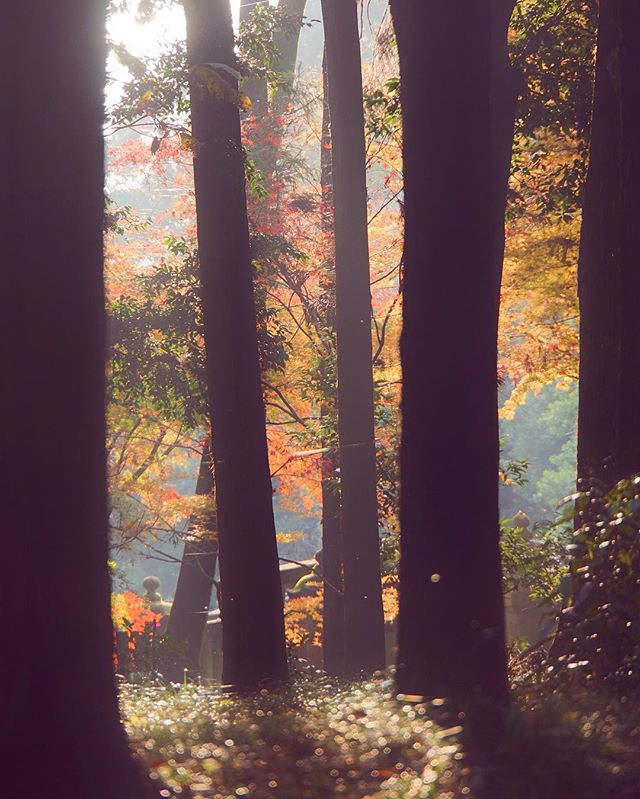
[
  {"left": 321, "top": 0, "right": 386, "bottom": 676},
  {"left": 108, "top": 228, "right": 288, "bottom": 678},
  {"left": 240, "top": 0, "right": 271, "bottom": 115},
  {"left": 164, "top": 441, "right": 218, "bottom": 680},
  {"left": 318, "top": 50, "right": 346, "bottom": 676},
  {"left": 547, "top": 0, "right": 640, "bottom": 661},
  {"left": 391, "top": 0, "right": 518, "bottom": 705},
  {"left": 105, "top": 0, "right": 403, "bottom": 672},
  {"left": 184, "top": 0, "right": 288, "bottom": 687},
  {"left": 576, "top": 0, "right": 640, "bottom": 490},
  {"left": 361, "top": 0, "right": 596, "bottom": 434},
  {"left": 0, "top": 2, "right": 149, "bottom": 796},
  {"left": 238, "top": 0, "right": 307, "bottom": 178}
]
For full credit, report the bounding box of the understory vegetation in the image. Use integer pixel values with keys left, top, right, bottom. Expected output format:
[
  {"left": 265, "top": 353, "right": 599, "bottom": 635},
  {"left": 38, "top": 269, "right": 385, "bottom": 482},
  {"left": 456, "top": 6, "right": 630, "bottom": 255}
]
[
  {"left": 120, "top": 473, "right": 640, "bottom": 797},
  {"left": 122, "top": 672, "right": 640, "bottom": 799}
]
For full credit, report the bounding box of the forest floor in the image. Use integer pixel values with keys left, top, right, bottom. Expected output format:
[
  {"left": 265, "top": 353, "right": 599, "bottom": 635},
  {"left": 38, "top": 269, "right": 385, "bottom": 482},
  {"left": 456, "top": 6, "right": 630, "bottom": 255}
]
[{"left": 121, "top": 671, "right": 640, "bottom": 799}]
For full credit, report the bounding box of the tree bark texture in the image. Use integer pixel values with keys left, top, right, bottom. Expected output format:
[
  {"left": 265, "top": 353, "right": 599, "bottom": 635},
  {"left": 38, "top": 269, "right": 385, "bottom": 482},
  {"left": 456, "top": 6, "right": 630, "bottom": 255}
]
[
  {"left": 165, "top": 442, "right": 218, "bottom": 681},
  {"left": 321, "top": 0, "right": 386, "bottom": 676},
  {"left": 320, "top": 441, "right": 345, "bottom": 674},
  {"left": 391, "top": 0, "right": 518, "bottom": 706},
  {"left": 184, "top": 0, "right": 288, "bottom": 688},
  {"left": 319, "top": 52, "right": 346, "bottom": 674},
  {"left": 0, "top": 2, "right": 150, "bottom": 796},
  {"left": 577, "top": 0, "right": 640, "bottom": 490}
]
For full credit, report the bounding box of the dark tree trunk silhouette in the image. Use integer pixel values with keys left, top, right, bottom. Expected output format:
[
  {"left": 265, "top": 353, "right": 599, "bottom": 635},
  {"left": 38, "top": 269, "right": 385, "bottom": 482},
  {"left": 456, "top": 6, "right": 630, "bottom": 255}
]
[
  {"left": 321, "top": 0, "right": 386, "bottom": 676},
  {"left": 0, "top": 3, "right": 150, "bottom": 797},
  {"left": 184, "top": 0, "right": 288, "bottom": 688},
  {"left": 391, "top": 0, "right": 519, "bottom": 705},
  {"left": 320, "top": 426, "right": 345, "bottom": 674},
  {"left": 165, "top": 442, "right": 217, "bottom": 681},
  {"left": 577, "top": 0, "right": 640, "bottom": 490},
  {"left": 319, "top": 52, "right": 346, "bottom": 676}
]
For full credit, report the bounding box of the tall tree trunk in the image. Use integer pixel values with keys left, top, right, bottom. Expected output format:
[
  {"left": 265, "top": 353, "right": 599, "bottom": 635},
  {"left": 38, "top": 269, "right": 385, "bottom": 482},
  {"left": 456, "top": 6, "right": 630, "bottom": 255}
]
[
  {"left": 577, "top": 0, "right": 640, "bottom": 490},
  {"left": 319, "top": 51, "right": 346, "bottom": 675},
  {"left": 320, "top": 425, "right": 345, "bottom": 674},
  {"left": 184, "top": 0, "right": 288, "bottom": 688},
  {"left": 321, "top": 0, "right": 386, "bottom": 676},
  {"left": 274, "top": 0, "right": 308, "bottom": 86},
  {"left": 240, "top": 0, "right": 270, "bottom": 116},
  {"left": 165, "top": 442, "right": 218, "bottom": 681},
  {"left": 241, "top": 0, "right": 307, "bottom": 177},
  {"left": 390, "top": 0, "right": 518, "bottom": 706},
  {"left": 240, "top": 0, "right": 306, "bottom": 102},
  {"left": 0, "top": 2, "right": 150, "bottom": 796}
]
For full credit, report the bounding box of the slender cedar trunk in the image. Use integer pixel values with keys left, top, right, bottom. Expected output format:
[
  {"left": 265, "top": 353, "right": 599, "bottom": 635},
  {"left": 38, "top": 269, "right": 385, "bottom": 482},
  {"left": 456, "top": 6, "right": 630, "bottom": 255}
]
[
  {"left": 391, "top": 0, "right": 518, "bottom": 707},
  {"left": 320, "top": 417, "right": 345, "bottom": 674},
  {"left": 165, "top": 442, "right": 218, "bottom": 681},
  {"left": 321, "top": 0, "right": 386, "bottom": 676},
  {"left": 184, "top": 0, "right": 288, "bottom": 688},
  {"left": 0, "top": 3, "right": 150, "bottom": 797},
  {"left": 551, "top": 0, "right": 640, "bottom": 657},
  {"left": 577, "top": 1, "right": 640, "bottom": 490},
  {"left": 319, "top": 52, "right": 346, "bottom": 675}
]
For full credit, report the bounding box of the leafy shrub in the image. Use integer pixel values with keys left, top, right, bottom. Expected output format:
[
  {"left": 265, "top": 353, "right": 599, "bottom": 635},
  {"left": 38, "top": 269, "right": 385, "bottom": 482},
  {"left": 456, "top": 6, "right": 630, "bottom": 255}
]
[
  {"left": 112, "top": 591, "right": 164, "bottom": 675},
  {"left": 284, "top": 593, "right": 323, "bottom": 649},
  {"left": 550, "top": 477, "right": 640, "bottom": 688},
  {"left": 500, "top": 519, "right": 569, "bottom": 602}
]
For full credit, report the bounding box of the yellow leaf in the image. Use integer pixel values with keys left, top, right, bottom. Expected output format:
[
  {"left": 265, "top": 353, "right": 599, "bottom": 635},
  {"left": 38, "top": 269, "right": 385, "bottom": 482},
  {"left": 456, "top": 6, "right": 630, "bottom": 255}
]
[
  {"left": 276, "top": 530, "right": 304, "bottom": 544},
  {"left": 179, "top": 132, "right": 197, "bottom": 153},
  {"left": 138, "top": 89, "right": 154, "bottom": 109},
  {"left": 191, "top": 64, "right": 229, "bottom": 100},
  {"left": 191, "top": 64, "right": 252, "bottom": 110}
]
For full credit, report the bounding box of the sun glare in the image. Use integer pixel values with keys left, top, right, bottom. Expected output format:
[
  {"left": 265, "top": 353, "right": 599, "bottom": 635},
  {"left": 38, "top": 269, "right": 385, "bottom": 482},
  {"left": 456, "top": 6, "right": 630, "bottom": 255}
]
[
  {"left": 108, "top": 0, "right": 280, "bottom": 57},
  {"left": 107, "top": 1, "right": 267, "bottom": 105}
]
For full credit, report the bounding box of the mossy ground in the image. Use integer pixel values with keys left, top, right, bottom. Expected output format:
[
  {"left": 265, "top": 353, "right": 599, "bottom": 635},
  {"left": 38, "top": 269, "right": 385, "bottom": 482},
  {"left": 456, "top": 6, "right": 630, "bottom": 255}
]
[
  {"left": 122, "top": 675, "right": 460, "bottom": 799},
  {"left": 120, "top": 672, "right": 640, "bottom": 799}
]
